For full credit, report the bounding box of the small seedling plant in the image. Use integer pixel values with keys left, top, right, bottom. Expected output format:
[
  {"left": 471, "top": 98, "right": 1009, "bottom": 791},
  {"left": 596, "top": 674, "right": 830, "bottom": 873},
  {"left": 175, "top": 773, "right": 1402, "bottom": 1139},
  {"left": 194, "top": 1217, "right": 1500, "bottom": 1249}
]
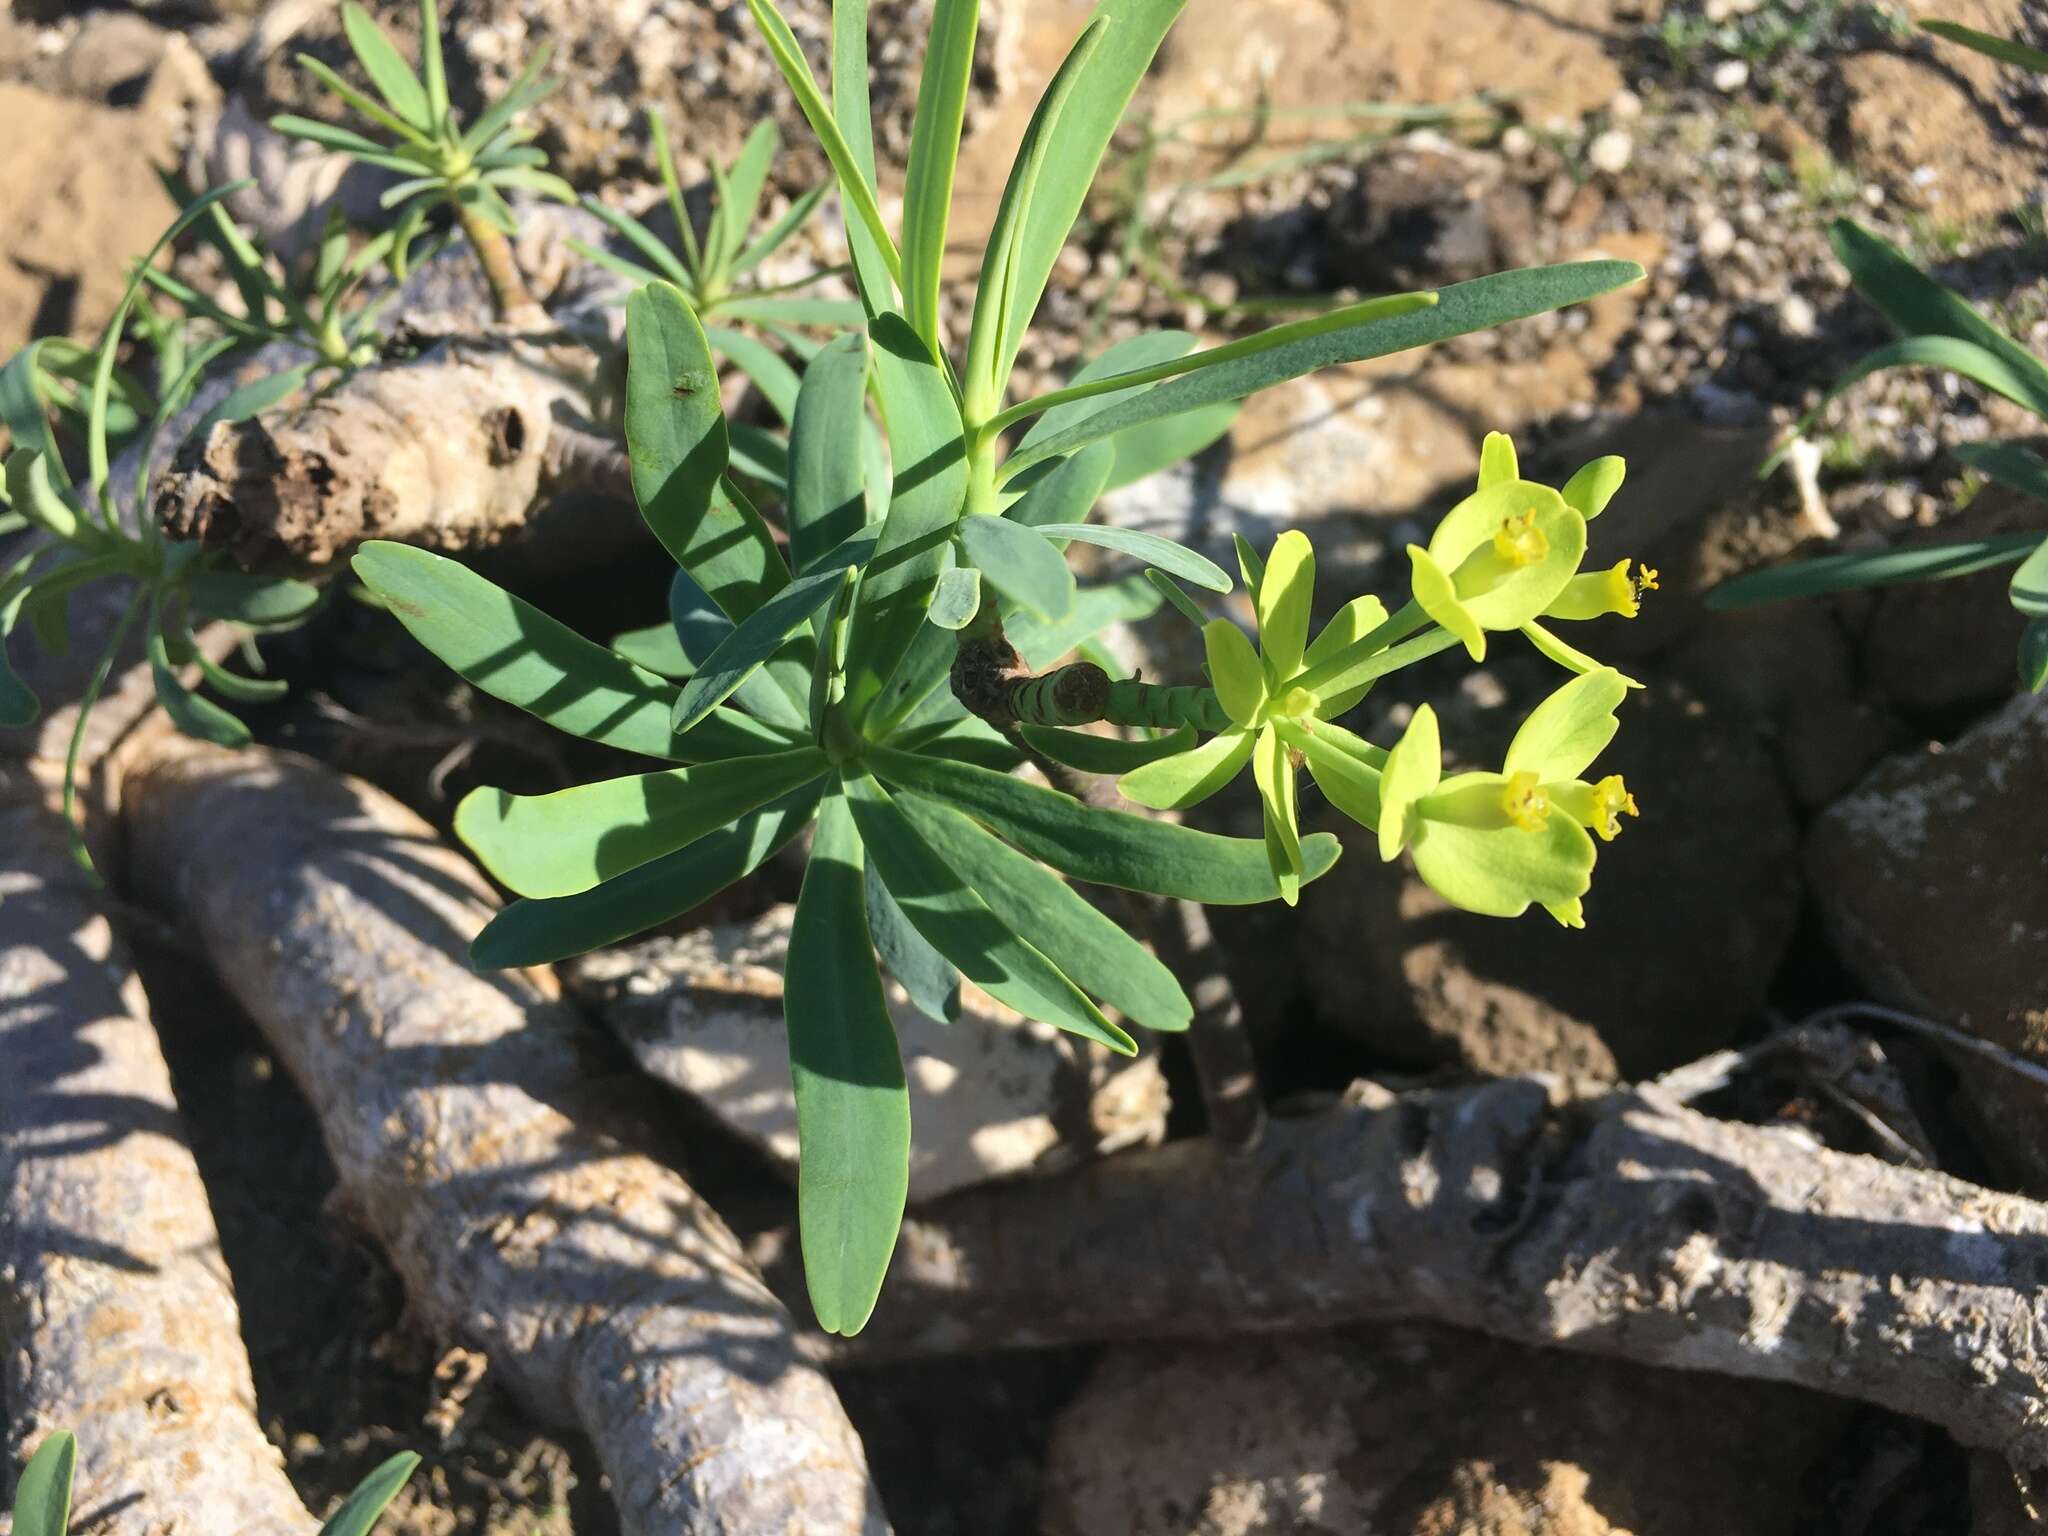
[
  {"left": 1715, "top": 19, "right": 2048, "bottom": 691},
  {"left": 7, "top": 1431, "right": 419, "bottom": 1536},
  {"left": 347, "top": 0, "right": 1652, "bottom": 1335}
]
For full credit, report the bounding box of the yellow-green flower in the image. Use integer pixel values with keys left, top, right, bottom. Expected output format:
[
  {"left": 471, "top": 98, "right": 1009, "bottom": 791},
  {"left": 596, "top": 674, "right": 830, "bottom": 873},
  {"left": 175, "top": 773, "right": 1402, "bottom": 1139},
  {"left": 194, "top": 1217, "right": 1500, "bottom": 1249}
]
[
  {"left": 1405, "top": 466, "right": 1587, "bottom": 661},
  {"left": 1120, "top": 529, "right": 1384, "bottom": 905},
  {"left": 1373, "top": 667, "right": 1637, "bottom": 927}
]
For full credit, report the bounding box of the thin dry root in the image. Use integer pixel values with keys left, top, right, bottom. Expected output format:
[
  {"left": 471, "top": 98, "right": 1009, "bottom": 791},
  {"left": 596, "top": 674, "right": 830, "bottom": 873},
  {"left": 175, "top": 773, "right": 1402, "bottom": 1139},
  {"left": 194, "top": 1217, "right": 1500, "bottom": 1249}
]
[
  {"left": 0, "top": 791, "right": 316, "bottom": 1534},
  {"left": 121, "top": 740, "right": 890, "bottom": 1536}
]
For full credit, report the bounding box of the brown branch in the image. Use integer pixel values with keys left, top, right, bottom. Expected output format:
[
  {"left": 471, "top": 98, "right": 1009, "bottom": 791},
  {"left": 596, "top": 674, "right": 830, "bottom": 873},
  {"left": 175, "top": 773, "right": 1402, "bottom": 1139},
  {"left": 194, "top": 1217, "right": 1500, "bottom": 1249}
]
[
  {"left": 120, "top": 740, "right": 890, "bottom": 1536},
  {"left": 1, "top": 790, "right": 317, "bottom": 1534},
  {"left": 453, "top": 200, "right": 544, "bottom": 327},
  {"left": 757, "top": 1074, "right": 2048, "bottom": 1473}
]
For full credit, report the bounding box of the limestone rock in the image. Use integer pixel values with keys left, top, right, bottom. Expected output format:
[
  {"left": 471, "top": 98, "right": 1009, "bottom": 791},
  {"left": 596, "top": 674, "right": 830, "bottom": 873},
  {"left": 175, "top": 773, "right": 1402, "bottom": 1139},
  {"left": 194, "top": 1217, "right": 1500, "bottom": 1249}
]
[
  {"left": 1807, "top": 686, "right": 2048, "bottom": 1190},
  {"left": 1043, "top": 1325, "right": 1848, "bottom": 1536},
  {"left": 1301, "top": 674, "right": 1800, "bottom": 1080},
  {"left": 565, "top": 905, "right": 1169, "bottom": 1204}
]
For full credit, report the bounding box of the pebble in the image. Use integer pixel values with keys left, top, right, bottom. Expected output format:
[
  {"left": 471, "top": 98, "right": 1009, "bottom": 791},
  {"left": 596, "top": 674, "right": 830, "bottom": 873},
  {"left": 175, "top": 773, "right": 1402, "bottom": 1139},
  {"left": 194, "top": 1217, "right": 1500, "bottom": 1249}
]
[
  {"left": 1609, "top": 89, "right": 1642, "bottom": 121},
  {"left": 1699, "top": 217, "right": 1737, "bottom": 260},
  {"left": 1587, "top": 129, "right": 1633, "bottom": 175},
  {"left": 1711, "top": 59, "right": 1751, "bottom": 93},
  {"left": 1778, "top": 294, "right": 1818, "bottom": 337}
]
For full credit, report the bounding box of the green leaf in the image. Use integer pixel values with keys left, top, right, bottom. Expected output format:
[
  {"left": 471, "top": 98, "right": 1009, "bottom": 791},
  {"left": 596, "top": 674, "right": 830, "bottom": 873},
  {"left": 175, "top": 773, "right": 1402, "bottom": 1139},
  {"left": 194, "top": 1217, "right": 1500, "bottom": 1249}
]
[
  {"left": 458, "top": 47, "right": 560, "bottom": 154},
  {"left": 999, "top": 262, "right": 1644, "bottom": 481},
  {"left": 847, "top": 313, "right": 969, "bottom": 724},
  {"left": 900, "top": 0, "right": 981, "bottom": 350},
  {"left": 11, "top": 1431, "right": 76, "bottom": 1536},
  {"left": 1117, "top": 726, "right": 1254, "bottom": 810},
  {"left": 1955, "top": 440, "right": 2048, "bottom": 503},
  {"left": 790, "top": 332, "right": 873, "bottom": 571},
  {"left": 959, "top": 514, "right": 1076, "bottom": 620},
  {"left": 865, "top": 613, "right": 961, "bottom": 736},
  {"left": 1146, "top": 567, "right": 1211, "bottom": 630},
  {"left": 4, "top": 449, "right": 79, "bottom": 540},
  {"left": 673, "top": 534, "right": 875, "bottom": 732},
  {"left": 1103, "top": 399, "right": 1239, "bottom": 489},
  {"left": 706, "top": 325, "right": 802, "bottom": 424},
  {"left": 865, "top": 852, "right": 962, "bottom": 1024},
  {"left": 1920, "top": 19, "right": 2048, "bottom": 75},
  {"left": 1252, "top": 721, "right": 1302, "bottom": 902},
  {"left": 1256, "top": 529, "right": 1313, "bottom": 679},
  {"left": 709, "top": 120, "right": 779, "bottom": 275},
  {"left": 317, "top": 1450, "right": 422, "bottom": 1536},
  {"left": 928, "top": 563, "right": 983, "bottom": 629},
  {"left": 626, "top": 283, "right": 790, "bottom": 622},
  {"left": 2011, "top": 534, "right": 2048, "bottom": 619},
  {"left": 999, "top": 0, "right": 1189, "bottom": 379},
  {"left": 1707, "top": 534, "right": 2043, "bottom": 608},
  {"left": 666, "top": 568, "right": 807, "bottom": 729},
  {"left": 1017, "top": 722, "right": 1196, "bottom": 774},
  {"left": 828, "top": 0, "right": 895, "bottom": 310},
  {"left": 893, "top": 790, "right": 1190, "bottom": 1032},
  {"left": 1477, "top": 430, "right": 1518, "bottom": 487},
  {"left": 1006, "top": 572, "right": 1161, "bottom": 670},
  {"left": 1015, "top": 331, "right": 1200, "bottom": 455},
  {"left": 150, "top": 624, "right": 252, "bottom": 748},
  {"left": 2021, "top": 616, "right": 2048, "bottom": 692},
  {"left": 472, "top": 785, "right": 822, "bottom": 967},
  {"left": 194, "top": 649, "right": 289, "bottom": 703},
  {"left": 0, "top": 643, "right": 37, "bottom": 729},
  {"left": 1204, "top": 619, "right": 1263, "bottom": 724},
  {"left": 713, "top": 296, "right": 869, "bottom": 328},
  {"left": 574, "top": 200, "right": 695, "bottom": 291},
  {"left": 1503, "top": 667, "right": 1625, "bottom": 782},
  {"left": 845, "top": 771, "right": 1134, "bottom": 1053},
  {"left": 786, "top": 788, "right": 909, "bottom": 1335},
  {"left": 1031, "top": 523, "right": 1231, "bottom": 592},
  {"left": 354, "top": 542, "right": 789, "bottom": 761},
  {"left": 728, "top": 422, "right": 790, "bottom": 495},
  {"left": 1409, "top": 794, "right": 1594, "bottom": 918},
  {"left": 455, "top": 747, "right": 829, "bottom": 898},
  {"left": 872, "top": 744, "right": 1340, "bottom": 903},
  {"left": 419, "top": 0, "right": 450, "bottom": 130},
  {"left": 341, "top": 2, "right": 431, "bottom": 128},
  {"left": 734, "top": 183, "right": 831, "bottom": 274},
  {"left": 268, "top": 113, "right": 408, "bottom": 161},
  {"left": 1006, "top": 441, "right": 1115, "bottom": 528},
  {"left": 292, "top": 55, "right": 433, "bottom": 146},
  {"left": 744, "top": 0, "right": 904, "bottom": 294},
  {"left": 1561, "top": 455, "right": 1626, "bottom": 519},
  {"left": 962, "top": 17, "right": 1107, "bottom": 414}
]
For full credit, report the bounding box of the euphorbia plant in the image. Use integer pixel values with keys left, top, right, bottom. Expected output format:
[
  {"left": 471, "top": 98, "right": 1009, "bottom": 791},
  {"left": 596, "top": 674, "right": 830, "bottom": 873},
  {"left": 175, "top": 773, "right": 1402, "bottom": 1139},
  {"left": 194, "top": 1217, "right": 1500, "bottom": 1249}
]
[{"left": 353, "top": 0, "right": 1649, "bottom": 1333}]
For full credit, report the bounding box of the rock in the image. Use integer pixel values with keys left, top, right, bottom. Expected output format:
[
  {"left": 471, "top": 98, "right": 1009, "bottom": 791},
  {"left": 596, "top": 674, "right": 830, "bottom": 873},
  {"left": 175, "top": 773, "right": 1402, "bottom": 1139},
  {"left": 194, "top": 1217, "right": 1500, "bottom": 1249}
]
[
  {"left": 1300, "top": 674, "right": 1800, "bottom": 1080},
  {"left": 1807, "top": 686, "right": 2048, "bottom": 1191},
  {"left": 1585, "top": 128, "right": 1633, "bottom": 176},
  {"left": 564, "top": 905, "right": 1168, "bottom": 1204},
  {"left": 0, "top": 83, "right": 180, "bottom": 354},
  {"left": 1711, "top": 59, "right": 1751, "bottom": 92},
  {"left": 49, "top": 11, "right": 171, "bottom": 102},
  {"left": 1858, "top": 488, "right": 2042, "bottom": 727},
  {"left": 1043, "top": 1325, "right": 1849, "bottom": 1536}
]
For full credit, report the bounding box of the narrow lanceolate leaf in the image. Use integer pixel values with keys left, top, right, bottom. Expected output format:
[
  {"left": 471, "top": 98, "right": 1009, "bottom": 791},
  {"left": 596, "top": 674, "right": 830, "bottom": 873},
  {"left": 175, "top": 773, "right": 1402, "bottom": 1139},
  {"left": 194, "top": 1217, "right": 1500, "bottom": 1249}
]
[
  {"left": 1102, "top": 398, "right": 1240, "bottom": 489},
  {"left": 707, "top": 325, "right": 803, "bottom": 424},
  {"left": 900, "top": 0, "right": 981, "bottom": 351},
  {"left": 1118, "top": 727, "right": 1255, "bottom": 811},
  {"left": 894, "top": 791, "right": 1191, "bottom": 1031},
  {"left": 1706, "top": 533, "right": 2044, "bottom": 609},
  {"left": 2020, "top": 616, "right": 2048, "bottom": 692},
  {"left": 999, "top": 262, "right": 1644, "bottom": 481},
  {"left": 317, "top": 1451, "right": 421, "bottom": 1536},
  {"left": 671, "top": 565, "right": 810, "bottom": 729},
  {"left": 830, "top": 0, "right": 895, "bottom": 310},
  {"left": 962, "top": 17, "right": 1107, "bottom": 415},
  {"left": 1007, "top": 441, "right": 1114, "bottom": 528},
  {"left": 1015, "top": 331, "right": 1202, "bottom": 454},
  {"left": 1035, "top": 523, "right": 1231, "bottom": 591},
  {"left": 1955, "top": 440, "right": 2048, "bottom": 504},
  {"left": 626, "top": 283, "right": 790, "bottom": 621},
  {"left": 871, "top": 744, "right": 1341, "bottom": 903},
  {"left": 959, "top": 514, "right": 1076, "bottom": 620},
  {"left": 845, "top": 771, "right": 1136, "bottom": 1053},
  {"left": 472, "top": 785, "right": 822, "bottom": 968},
  {"left": 455, "top": 747, "right": 829, "bottom": 898},
  {"left": 790, "top": 332, "right": 873, "bottom": 571},
  {"left": 745, "top": 0, "right": 903, "bottom": 293},
  {"left": 194, "top": 650, "right": 288, "bottom": 703},
  {"left": 1017, "top": 722, "right": 1196, "bottom": 774},
  {"left": 865, "top": 853, "right": 962, "bottom": 1024},
  {"left": 0, "top": 643, "right": 36, "bottom": 729},
  {"left": 999, "top": 0, "right": 1189, "bottom": 376},
  {"left": 341, "top": 2, "right": 431, "bottom": 128},
  {"left": 2012, "top": 535, "right": 2048, "bottom": 619},
  {"left": 1921, "top": 17, "right": 2048, "bottom": 72},
  {"left": 150, "top": 626, "right": 252, "bottom": 748},
  {"left": 673, "top": 533, "right": 876, "bottom": 732},
  {"left": 11, "top": 1431, "right": 76, "bottom": 1536},
  {"left": 710, "top": 120, "right": 779, "bottom": 275},
  {"left": 353, "top": 542, "right": 789, "bottom": 761},
  {"left": 848, "top": 314, "right": 969, "bottom": 725},
  {"left": 786, "top": 788, "right": 910, "bottom": 1336},
  {"left": 1832, "top": 219, "right": 2048, "bottom": 417}
]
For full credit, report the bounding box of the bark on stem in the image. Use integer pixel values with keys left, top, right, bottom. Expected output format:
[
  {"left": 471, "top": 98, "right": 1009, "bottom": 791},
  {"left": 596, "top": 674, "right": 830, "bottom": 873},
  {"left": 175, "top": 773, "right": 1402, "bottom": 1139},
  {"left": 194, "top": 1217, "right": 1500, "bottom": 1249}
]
[
  {"left": 453, "top": 201, "right": 544, "bottom": 328},
  {"left": 122, "top": 742, "right": 890, "bottom": 1536},
  {"left": 0, "top": 790, "right": 316, "bottom": 1534},
  {"left": 759, "top": 1075, "right": 2048, "bottom": 1471}
]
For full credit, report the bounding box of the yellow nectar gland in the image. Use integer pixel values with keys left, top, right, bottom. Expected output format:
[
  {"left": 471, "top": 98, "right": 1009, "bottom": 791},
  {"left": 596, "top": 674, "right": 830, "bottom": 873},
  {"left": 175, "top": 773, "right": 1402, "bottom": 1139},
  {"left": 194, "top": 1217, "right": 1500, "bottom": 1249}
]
[
  {"left": 1587, "top": 774, "right": 1638, "bottom": 840},
  {"left": 1500, "top": 769, "right": 1551, "bottom": 832},
  {"left": 1492, "top": 509, "right": 1549, "bottom": 568}
]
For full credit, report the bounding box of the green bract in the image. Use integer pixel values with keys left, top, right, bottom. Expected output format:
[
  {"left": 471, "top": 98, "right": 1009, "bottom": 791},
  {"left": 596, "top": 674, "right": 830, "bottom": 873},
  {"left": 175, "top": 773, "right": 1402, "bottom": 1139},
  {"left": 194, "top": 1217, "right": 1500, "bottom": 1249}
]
[{"left": 353, "top": 0, "right": 1646, "bottom": 1333}]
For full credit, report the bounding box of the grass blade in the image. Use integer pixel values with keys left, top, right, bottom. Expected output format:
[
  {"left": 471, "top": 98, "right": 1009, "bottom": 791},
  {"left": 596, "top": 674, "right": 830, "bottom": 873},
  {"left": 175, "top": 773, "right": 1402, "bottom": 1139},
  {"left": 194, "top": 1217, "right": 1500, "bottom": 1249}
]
[{"left": 786, "top": 787, "right": 910, "bottom": 1335}]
